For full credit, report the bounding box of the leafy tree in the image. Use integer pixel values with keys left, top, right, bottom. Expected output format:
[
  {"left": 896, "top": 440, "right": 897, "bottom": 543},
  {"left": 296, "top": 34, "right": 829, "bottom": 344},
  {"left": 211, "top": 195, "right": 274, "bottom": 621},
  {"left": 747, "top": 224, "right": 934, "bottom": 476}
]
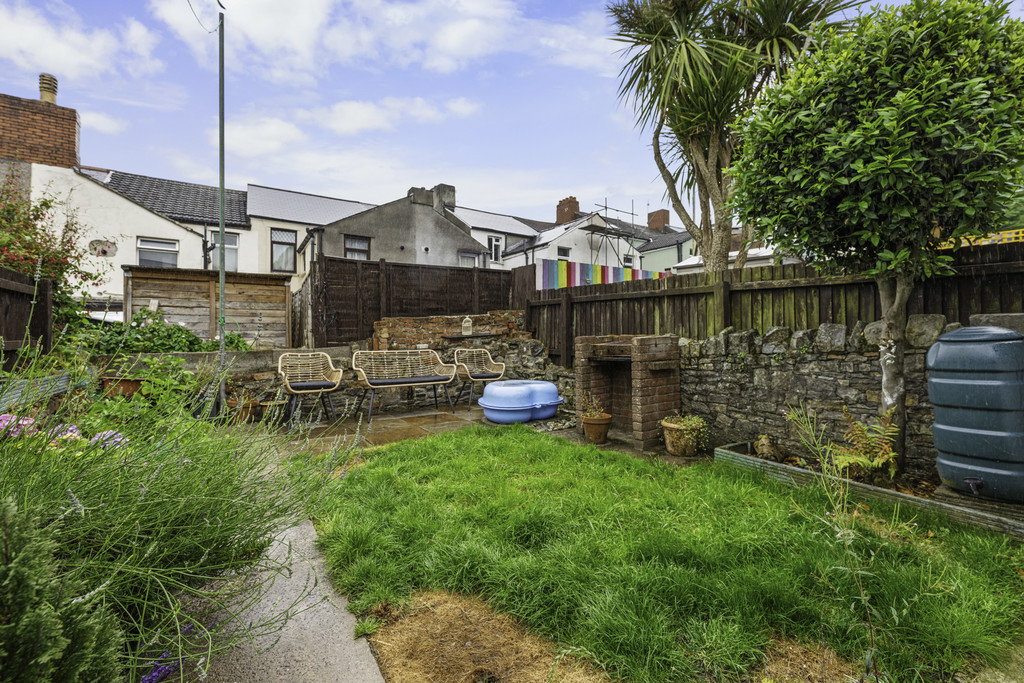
[
  {"left": 609, "top": 0, "right": 856, "bottom": 271},
  {"left": 731, "top": 0, "right": 1024, "bottom": 466}
]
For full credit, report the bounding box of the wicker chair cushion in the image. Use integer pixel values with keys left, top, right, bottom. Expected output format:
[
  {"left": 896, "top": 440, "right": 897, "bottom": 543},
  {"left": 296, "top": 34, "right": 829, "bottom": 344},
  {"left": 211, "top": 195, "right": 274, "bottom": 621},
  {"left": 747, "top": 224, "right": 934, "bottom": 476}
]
[
  {"left": 366, "top": 375, "right": 451, "bottom": 387},
  {"left": 465, "top": 372, "right": 502, "bottom": 380},
  {"left": 287, "top": 380, "right": 339, "bottom": 391}
]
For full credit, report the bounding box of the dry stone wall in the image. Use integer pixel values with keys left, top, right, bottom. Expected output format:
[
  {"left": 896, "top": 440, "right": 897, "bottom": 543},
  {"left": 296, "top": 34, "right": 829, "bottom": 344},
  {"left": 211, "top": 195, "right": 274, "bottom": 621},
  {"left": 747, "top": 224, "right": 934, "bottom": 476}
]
[{"left": 679, "top": 315, "right": 956, "bottom": 482}]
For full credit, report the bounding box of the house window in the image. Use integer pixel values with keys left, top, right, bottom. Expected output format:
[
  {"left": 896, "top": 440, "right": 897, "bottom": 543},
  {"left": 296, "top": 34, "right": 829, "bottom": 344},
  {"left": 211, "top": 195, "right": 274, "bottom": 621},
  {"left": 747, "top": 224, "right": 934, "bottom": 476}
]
[
  {"left": 210, "top": 232, "right": 238, "bottom": 272},
  {"left": 623, "top": 255, "right": 635, "bottom": 268},
  {"left": 459, "top": 252, "right": 478, "bottom": 268},
  {"left": 345, "top": 235, "right": 370, "bottom": 260},
  {"left": 488, "top": 235, "right": 503, "bottom": 262},
  {"left": 271, "top": 228, "right": 297, "bottom": 272},
  {"left": 137, "top": 237, "right": 178, "bottom": 268},
  {"left": 557, "top": 246, "right": 571, "bottom": 261}
]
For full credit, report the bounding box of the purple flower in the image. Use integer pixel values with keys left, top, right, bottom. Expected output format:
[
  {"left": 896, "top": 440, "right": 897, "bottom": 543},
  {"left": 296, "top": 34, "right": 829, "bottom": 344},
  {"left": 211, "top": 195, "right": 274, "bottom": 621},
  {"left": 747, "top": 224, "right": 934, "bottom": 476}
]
[
  {"left": 47, "top": 423, "right": 82, "bottom": 440},
  {"left": 0, "top": 414, "right": 36, "bottom": 438},
  {"left": 91, "top": 430, "right": 128, "bottom": 449}
]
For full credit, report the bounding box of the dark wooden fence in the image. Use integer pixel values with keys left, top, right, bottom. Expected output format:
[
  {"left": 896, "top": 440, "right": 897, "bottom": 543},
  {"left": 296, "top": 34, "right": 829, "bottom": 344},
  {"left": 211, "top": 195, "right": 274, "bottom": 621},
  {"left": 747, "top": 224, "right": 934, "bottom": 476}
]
[
  {"left": 523, "top": 243, "right": 1024, "bottom": 366},
  {"left": 0, "top": 267, "right": 52, "bottom": 370},
  {"left": 310, "top": 256, "right": 514, "bottom": 347}
]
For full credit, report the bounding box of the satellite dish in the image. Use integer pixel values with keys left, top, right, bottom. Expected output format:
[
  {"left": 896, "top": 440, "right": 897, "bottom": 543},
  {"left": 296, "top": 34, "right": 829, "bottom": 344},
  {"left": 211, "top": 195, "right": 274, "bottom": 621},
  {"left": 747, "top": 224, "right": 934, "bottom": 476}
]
[{"left": 89, "top": 240, "right": 117, "bottom": 257}]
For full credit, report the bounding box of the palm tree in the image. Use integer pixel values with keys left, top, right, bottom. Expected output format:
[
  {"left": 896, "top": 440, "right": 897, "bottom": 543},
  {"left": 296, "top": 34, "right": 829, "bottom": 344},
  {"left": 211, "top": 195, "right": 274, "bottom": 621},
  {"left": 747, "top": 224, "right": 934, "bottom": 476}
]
[{"left": 610, "top": 0, "right": 858, "bottom": 272}]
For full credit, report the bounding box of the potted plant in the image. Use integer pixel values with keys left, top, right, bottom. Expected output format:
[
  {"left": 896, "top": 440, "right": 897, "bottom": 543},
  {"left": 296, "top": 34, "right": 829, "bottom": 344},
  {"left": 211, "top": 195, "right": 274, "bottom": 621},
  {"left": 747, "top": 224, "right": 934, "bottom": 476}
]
[
  {"left": 579, "top": 392, "right": 611, "bottom": 444},
  {"left": 660, "top": 414, "right": 708, "bottom": 457},
  {"left": 225, "top": 383, "right": 260, "bottom": 423}
]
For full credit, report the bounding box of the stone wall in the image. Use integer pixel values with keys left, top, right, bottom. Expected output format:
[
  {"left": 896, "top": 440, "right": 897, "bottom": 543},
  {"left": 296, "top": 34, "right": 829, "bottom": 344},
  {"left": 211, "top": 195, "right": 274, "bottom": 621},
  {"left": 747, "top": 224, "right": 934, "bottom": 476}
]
[
  {"left": 373, "top": 311, "right": 574, "bottom": 411},
  {"left": 678, "top": 315, "right": 955, "bottom": 482}
]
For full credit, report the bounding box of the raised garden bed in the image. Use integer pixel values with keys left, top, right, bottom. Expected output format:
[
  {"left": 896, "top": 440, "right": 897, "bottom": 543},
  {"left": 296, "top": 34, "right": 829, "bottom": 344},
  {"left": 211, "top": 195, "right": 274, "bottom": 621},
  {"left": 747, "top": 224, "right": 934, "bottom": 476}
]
[{"left": 714, "top": 442, "right": 1024, "bottom": 541}]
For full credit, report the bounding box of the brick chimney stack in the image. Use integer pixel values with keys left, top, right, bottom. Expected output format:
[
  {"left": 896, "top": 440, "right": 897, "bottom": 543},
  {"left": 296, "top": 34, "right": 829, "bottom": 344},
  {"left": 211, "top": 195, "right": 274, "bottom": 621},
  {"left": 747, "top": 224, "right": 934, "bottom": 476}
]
[
  {"left": 0, "top": 75, "right": 80, "bottom": 168},
  {"left": 39, "top": 73, "right": 58, "bottom": 104},
  {"left": 556, "top": 196, "right": 579, "bottom": 225},
  {"left": 647, "top": 209, "right": 670, "bottom": 232}
]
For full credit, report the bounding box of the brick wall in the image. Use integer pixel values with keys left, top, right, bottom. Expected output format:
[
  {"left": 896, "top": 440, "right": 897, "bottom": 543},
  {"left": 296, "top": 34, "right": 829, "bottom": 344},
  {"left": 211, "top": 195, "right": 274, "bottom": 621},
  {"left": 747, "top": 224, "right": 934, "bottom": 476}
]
[{"left": 0, "top": 93, "right": 80, "bottom": 168}]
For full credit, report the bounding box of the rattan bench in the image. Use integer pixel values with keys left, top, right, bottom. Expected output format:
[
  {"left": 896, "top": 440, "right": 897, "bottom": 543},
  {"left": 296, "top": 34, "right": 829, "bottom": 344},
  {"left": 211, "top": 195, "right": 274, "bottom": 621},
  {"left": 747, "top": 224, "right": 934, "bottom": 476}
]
[
  {"left": 351, "top": 349, "right": 456, "bottom": 423},
  {"left": 454, "top": 348, "right": 505, "bottom": 410},
  {"left": 278, "top": 352, "right": 343, "bottom": 420}
]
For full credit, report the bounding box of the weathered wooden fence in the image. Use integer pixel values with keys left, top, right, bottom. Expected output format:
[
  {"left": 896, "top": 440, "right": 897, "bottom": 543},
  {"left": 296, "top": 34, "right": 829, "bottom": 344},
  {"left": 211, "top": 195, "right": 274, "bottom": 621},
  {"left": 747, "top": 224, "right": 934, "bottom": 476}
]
[
  {"left": 0, "top": 267, "right": 52, "bottom": 370},
  {"left": 123, "top": 266, "right": 293, "bottom": 347},
  {"left": 309, "top": 256, "right": 514, "bottom": 347},
  {"left": 523, "top": 243, "right": 1024, "bottom": 366}
]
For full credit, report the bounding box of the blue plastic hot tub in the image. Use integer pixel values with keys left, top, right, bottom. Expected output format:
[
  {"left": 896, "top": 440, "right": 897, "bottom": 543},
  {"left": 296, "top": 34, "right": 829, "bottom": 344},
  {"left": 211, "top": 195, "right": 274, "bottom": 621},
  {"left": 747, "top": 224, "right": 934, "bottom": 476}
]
[{"left": 478, "top": 380, "right": 563, "bottom": 424}]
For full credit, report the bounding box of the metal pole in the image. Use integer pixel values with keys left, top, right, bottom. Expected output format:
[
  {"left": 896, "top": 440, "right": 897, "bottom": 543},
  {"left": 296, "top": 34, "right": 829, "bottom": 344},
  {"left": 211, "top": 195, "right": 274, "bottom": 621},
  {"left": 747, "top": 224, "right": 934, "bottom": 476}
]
[{"left": 217, "top": 11, "right": 227, "bottom": 412}]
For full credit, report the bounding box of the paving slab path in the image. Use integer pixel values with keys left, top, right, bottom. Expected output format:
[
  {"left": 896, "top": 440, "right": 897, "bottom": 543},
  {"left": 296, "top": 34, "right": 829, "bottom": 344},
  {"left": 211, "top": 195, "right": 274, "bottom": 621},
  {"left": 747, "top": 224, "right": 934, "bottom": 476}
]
[{"left": 204, "top": 518, "right": 385, "bottom": 683}]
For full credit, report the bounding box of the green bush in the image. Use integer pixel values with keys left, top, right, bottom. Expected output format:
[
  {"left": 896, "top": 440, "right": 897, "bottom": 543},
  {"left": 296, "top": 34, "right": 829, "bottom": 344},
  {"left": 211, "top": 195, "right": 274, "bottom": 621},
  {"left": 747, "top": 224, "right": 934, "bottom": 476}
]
[
  {"left": 66, "top": 309, "right": 250, "bottom": 355},
  {"left": 0, "top": 498, "right": 123, "bottom": 682},
  {"left": 0, "top": 370, "right": 308, "bottom": 681}
]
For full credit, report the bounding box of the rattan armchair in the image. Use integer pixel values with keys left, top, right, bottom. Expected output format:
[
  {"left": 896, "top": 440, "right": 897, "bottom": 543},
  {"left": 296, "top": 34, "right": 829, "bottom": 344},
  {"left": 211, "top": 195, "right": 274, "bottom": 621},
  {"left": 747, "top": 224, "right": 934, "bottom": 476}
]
[
  {"left": 454, "top": 348, "right": 505, "bottom": 410},
  {"left": 278, "top": 352, "right": 343, "bottom": 420}
]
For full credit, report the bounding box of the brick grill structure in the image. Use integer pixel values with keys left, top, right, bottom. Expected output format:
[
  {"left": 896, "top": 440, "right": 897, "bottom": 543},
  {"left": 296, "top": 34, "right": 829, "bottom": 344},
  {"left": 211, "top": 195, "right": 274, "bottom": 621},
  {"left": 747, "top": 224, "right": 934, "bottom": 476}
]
[{"left": 575, "top": 334, "right": 680, "bottom": 450}]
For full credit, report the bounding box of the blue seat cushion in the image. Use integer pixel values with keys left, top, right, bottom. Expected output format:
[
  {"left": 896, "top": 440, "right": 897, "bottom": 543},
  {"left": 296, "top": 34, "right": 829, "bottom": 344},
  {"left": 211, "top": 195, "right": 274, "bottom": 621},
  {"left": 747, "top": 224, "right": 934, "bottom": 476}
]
[
  {"left": 288, "top": 380, "right": 338, "bottom": 391},
  {"left": 367, "top": 375, "right": 450, "bottom": 387},
  {"left": 467, "top": 372, "right": 502, "bottom": 380}
]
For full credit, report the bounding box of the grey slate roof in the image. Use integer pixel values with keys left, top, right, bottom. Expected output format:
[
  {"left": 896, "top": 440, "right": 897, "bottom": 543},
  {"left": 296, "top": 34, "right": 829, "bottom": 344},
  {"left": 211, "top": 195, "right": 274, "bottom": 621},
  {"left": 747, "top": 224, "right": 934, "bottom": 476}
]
[
  {"left": 639, "top": 228, "right": 692, "bottom": 253},
  {"left": 103, "top": 171, "right": 250, "bottom": 228},
  {"left": 247, "top": 184, "right": 374, "bottom": 225}
]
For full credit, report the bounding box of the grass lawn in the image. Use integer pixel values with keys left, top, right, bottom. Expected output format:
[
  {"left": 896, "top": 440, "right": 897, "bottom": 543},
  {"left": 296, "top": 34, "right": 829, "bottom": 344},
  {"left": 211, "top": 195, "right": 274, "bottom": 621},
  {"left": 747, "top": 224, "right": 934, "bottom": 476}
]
[{"left": 299, "top": 424, "right": 1024, "bottom": 682}]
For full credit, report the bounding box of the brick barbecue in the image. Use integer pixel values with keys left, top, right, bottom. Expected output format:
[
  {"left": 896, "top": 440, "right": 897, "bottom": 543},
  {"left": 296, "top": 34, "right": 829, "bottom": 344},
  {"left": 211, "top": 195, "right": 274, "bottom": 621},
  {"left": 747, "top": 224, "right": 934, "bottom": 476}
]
[{"left": 575, "top": 334, "right": 680, "bottom": 450}]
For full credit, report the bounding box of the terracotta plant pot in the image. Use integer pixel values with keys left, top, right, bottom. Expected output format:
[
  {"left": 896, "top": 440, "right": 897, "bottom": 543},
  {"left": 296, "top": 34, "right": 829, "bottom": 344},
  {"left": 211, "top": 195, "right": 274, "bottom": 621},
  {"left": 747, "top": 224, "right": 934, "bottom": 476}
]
[
  {"left": 227, "top": 398, "right": 260, "bottom": 423},
  {"left": 661, "top": 419, "right": 700, "bottom": 457},
  {"left": 581, "top": 413, "right": 612, "bottom": 444},
  {"left": 100, "top": 376, "right": 145, "bottom": 398}
]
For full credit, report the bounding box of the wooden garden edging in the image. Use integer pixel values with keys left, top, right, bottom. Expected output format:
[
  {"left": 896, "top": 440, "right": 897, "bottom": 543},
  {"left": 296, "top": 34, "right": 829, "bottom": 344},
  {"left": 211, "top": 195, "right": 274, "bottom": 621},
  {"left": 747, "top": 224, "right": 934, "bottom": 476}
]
[{"left": 714, "top": 443, "right": 1024, "bottom": 541}]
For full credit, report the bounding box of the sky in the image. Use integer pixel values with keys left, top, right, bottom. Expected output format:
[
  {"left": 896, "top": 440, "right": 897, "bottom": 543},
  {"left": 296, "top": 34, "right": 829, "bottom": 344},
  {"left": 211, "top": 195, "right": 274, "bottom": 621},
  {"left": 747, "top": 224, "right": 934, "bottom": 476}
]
[{"left": 1, "top": 0, "right": 1023, "bottom": 226}]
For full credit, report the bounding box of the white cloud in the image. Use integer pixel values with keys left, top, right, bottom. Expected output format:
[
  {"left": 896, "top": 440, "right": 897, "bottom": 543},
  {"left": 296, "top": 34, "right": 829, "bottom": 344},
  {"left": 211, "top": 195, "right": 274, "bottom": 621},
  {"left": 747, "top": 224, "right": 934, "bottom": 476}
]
[
  {"left": 446, "top": 97, "right": 481, "bottom": 117},
  {"left": 0, "top": 2, "right": 120, "bottom": 80},
  {"left": 151, "top": 0, "right": 615, "bottom": 82},
  {"left": 304, "top": 95, "right": 480, "bottom": 136},
  {"left": 120, "top": 18, "right": 163, "bottom": 77},
  {"left": 218, "top": 115, "right": 308, "bottom": 158},
  {"left": 80, "top": 110, "right": 128, "bottom": 135}
]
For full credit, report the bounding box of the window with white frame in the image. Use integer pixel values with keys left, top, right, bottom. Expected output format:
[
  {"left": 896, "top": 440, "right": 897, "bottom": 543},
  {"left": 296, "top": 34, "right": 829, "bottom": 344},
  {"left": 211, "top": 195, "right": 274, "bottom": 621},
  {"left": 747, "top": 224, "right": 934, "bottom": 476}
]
[
  {"left": 623, "top": 255, "right": 635, "bottom": 268},
  {"left": 209, "top": 232, "right": 238, "bottom": 272},
  {"left": 271, "top": 228, "right": 297, "bottom": 272},
  {"left": 344, "top": 235, "right": 370, "bottom": 260},
  {"left": 137, "top": 237, "right": 178, "bottom": 268},
  {"left": 556, "top": 246, "right": 571, "bottom": 261},
  {"left": 459, "top": 252, "right": 478, "bottom": 268},
  {"left": 488, "top": 235, "right": 503, "bottom": 262}
]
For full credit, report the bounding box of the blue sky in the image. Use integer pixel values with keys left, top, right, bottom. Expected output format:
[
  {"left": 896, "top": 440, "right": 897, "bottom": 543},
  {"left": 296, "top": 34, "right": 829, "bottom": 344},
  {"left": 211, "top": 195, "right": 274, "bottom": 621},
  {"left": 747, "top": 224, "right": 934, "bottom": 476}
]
[{"left": 1, "top": 0, "right": 1022, "bottom": 224}]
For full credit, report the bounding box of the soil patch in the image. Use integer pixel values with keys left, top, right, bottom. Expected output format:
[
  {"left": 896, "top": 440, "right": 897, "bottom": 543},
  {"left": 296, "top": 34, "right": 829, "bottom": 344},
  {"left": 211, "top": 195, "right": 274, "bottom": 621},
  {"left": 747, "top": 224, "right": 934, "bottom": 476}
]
[{"left": 368, "top": 592, "right": 610, "bottom": 683}]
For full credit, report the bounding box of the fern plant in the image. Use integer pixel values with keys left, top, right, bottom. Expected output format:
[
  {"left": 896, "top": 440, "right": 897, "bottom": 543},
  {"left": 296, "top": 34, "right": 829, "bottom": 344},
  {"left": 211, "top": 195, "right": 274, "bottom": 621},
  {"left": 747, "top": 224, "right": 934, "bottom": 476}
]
[{"left": 832, "top": 407, "right": 899, "bottom": 484}]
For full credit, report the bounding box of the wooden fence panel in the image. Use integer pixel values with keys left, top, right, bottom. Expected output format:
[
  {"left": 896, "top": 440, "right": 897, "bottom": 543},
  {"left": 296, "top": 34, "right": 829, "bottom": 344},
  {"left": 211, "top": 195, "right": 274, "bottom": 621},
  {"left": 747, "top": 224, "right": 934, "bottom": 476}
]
[
  {"left": 310, "top": 256, "right": 514, "bottom": 345},
  {"left": 523, "top": 244, "right": 1024, "bottom": 367},
  {"left": 123, "top": 267, "right": 292, "bottom": 347},
  {"left": 0, "top": 267, "right": 51, "bottom": 370}
]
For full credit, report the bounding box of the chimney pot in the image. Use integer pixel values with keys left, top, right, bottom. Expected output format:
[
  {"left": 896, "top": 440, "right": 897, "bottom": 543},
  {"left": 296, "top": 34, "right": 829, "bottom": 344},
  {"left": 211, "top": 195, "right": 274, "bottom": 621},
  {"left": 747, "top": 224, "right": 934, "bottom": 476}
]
[
  {"left": 39, "top": 73, "right": 58, "bottom": 104},
  {"left": 556, "top": 196, "right": 579, "bottom": 225}
]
